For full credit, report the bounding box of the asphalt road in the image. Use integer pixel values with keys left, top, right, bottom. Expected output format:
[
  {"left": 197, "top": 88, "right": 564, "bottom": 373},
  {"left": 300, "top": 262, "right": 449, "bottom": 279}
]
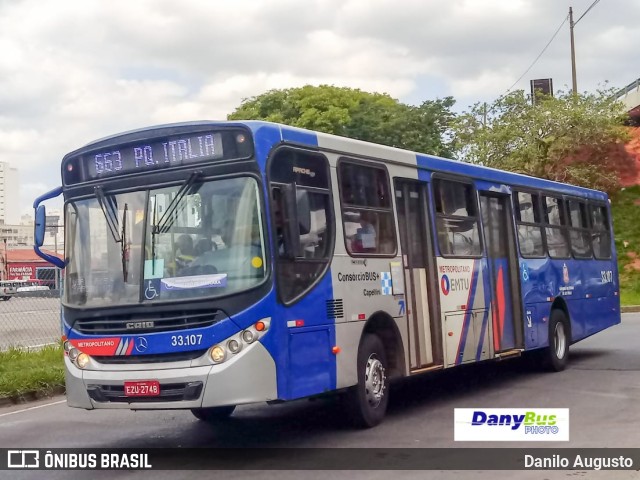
[
  {"left": 1, "top": 313, "right": 640, "bottom": 480},
  {"left": 0, "top": 297, "right": 60, "bottom": 350}
]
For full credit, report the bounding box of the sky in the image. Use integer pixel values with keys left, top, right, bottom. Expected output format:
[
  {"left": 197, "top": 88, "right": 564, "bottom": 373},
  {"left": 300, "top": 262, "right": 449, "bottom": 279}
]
[{"left": 1, "top": 0, "right": 639, "bottom": 217}]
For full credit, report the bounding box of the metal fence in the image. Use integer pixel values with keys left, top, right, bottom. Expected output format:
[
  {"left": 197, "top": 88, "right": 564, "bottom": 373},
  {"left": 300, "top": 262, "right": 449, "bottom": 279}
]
[
  {"left": 0, "top": 292, "right": 61, "bottom": 351},
  {"left": 614, "top": 77, "right": 640, "bottom": 101}
]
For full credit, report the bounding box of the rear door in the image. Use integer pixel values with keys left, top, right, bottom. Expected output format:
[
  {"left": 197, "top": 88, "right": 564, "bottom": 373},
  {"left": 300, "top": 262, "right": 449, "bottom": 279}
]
[
  {"left": 479, "top": 193, "right": 523, "bottom": 352},
  {"left": 394, "top": 179, "right": 441, "bottom": 369}
]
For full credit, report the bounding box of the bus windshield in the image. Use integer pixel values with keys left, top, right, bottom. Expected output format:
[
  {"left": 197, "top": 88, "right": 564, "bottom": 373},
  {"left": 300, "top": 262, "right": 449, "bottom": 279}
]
[{"left": 64, "top": 176, "right": 267, "bottom": 307}]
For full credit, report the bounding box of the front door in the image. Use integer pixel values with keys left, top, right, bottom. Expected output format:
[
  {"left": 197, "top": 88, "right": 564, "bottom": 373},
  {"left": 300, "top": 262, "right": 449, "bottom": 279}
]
[
  {"left": 479, "top": 194, "right": 523, "bottom": 352},
  {"left": 395, "top": 179, "right": 440, "bottom": 369}
]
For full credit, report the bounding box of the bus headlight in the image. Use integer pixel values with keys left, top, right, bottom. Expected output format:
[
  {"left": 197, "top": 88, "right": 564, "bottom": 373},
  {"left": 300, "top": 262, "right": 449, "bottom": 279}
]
[
  {"left": 241, "top": 330, "right": 255, "bottom": 344},
  {"left": 227, "top": 339, "right": 242, "bottom": 354},
  {"left": 207, "top": 318, "right": 270, "bottom": 365},
  {"left": 209, "top": 346, "right": 226, "bottom": 363},
  {"left": 75, "top": 353, "right": 90, "bottom": 369},
  {"left": 68, "top": 348, "right": 80, "bottom": 362},
  {"left": 63, "top": 340, "right": 72, "bottom": 353}
]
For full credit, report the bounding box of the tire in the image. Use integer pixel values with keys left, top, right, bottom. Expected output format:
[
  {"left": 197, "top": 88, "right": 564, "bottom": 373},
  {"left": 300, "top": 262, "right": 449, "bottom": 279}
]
[
  {"left": 544, "top": 309, "right": 570, "bottom": 372},
  {"left": 191, "top": 405, "right": 236, "bottom": 422},
  {"left": 347, "top": 334, "right": 390, "bottom": 428}
]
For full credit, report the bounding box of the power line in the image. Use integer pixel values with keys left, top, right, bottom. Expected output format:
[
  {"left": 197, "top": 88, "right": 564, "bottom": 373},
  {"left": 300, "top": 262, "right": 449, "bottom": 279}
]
[
  {"left": 506, "top": 14, "right": 568, "bottom": 94},
  {"left": 575, "top": 0, "right": 602, "bottom": 25}
]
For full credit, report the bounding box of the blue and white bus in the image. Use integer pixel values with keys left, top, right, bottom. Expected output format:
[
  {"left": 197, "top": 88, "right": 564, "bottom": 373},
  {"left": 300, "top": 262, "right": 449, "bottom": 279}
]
[{"left": 34, "top": 120, "right": 620, "bottom": 427}]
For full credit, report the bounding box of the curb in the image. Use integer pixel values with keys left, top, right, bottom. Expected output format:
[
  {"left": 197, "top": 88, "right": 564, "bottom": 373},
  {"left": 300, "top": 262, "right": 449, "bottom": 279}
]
[
  {"left": 0, "top": 386, "right": 65, "bottom": 408},
  {"left": 621, "top": 305, "right": 640, "bottom": 313}
]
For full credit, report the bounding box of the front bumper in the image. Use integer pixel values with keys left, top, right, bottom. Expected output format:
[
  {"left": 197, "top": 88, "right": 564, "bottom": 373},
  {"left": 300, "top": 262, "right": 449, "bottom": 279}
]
[{"left": 65, "top": 341, "right": 278, "bottom": 410}]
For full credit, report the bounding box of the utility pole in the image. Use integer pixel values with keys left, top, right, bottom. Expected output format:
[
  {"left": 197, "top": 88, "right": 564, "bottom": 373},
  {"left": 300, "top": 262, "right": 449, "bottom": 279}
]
[
  {"left": 482, "top": 102, "right": 488, "bottom": 164},
  {"left": 569, "top": 6, "right": 577, "bottom": 95}
]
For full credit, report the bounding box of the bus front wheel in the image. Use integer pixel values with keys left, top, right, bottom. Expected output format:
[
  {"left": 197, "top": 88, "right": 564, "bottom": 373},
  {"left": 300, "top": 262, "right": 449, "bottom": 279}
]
[
  {"left": 347, "top": 334, "right": 390, "bottom": 428},
  {"left": 544, "top": 309, "right": 570, "bottom": 372},
  {"left": 191, "top": 405, "right": 236, "bottom": 422}
]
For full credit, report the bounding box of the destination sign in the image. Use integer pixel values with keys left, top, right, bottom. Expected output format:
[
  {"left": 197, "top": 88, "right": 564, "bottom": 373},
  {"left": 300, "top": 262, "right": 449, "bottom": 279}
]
[{"left": 63, "top": 128, "right": 253, "bottom": 184}]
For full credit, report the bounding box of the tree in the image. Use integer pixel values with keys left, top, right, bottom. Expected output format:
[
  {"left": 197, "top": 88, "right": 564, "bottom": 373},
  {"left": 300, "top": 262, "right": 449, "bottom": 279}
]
[
  {"left": 452, "top": 88, "right": 631, "bottom": 194},
  {"left": 228, "top": 85, "right": 455, "bottom": 157}
]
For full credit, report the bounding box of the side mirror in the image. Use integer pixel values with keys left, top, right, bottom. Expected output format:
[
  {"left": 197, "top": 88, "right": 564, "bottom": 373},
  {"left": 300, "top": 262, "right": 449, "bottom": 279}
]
[
  {"left": 33, "top": 186, "right": 65, "bottom": 269},
  {"left": 34, "top": 205, "right": 46, "bottom": 248}
]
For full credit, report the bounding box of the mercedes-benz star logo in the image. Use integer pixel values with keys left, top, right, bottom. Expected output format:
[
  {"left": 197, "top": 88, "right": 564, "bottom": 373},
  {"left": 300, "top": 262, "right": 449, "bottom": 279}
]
[{"left": 135, "top": 337, "right": 148, "bottom": 353}]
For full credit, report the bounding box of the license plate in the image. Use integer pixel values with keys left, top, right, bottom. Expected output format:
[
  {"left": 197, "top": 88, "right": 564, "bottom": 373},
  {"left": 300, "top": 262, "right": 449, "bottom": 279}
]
[{"left": 124, "top": 380, "right": 160, "bottom": 397}]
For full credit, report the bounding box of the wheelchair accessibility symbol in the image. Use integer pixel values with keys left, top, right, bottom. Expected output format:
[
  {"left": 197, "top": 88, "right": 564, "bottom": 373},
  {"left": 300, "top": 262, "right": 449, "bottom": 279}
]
[
  {"left": 521, "top": 263, "right": 529, "bottom": 282},
  {"left": 145, "top": 279, "right": 160, "bottom": 300}
]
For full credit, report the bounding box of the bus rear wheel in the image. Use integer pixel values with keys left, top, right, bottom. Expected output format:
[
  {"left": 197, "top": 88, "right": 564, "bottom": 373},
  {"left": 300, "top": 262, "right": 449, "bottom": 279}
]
[
  {"left": 544, "top": 309, "right": 570, "bottom": 372},
  {"left": 347, "top": 334, "right": 389, "bottom": 428},
  {"left": 191, "top": 405, "right": 236, "bottom": 422}
]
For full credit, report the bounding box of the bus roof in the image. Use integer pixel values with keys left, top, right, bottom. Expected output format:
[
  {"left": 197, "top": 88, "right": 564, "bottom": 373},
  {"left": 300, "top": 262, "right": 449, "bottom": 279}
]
[
  {"left": 77, "top": 120, "right": 608, "bottom": 201},
  {"left": 244, "top": 121, "right": 609, "bottom": 201}
]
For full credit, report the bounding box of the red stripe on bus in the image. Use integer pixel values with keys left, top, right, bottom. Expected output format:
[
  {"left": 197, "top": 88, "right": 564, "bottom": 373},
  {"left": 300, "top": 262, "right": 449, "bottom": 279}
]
[{"left": 496, "top": 266, "right": 506, "bottom": 347}]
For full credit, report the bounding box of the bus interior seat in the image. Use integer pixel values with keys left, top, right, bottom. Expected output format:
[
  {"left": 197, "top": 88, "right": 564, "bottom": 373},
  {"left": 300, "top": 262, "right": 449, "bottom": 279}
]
[{"left": 195, "top": 237, "right": 214, "bottom": 255}]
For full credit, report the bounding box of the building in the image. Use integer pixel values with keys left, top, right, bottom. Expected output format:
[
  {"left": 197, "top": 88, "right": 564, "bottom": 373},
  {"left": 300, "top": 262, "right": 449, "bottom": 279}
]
[
  {"left": 0, "top": 213, "right": 63, "bottom": 250},
  {"left": 0, "top": 219, "right": 34, "bottom": 247},
  {"left": 0, "top": 162, "right": 19, "bottom": 225},
  {"left": 0, "top": 247, "right": 63, "bottom": 286},
  {"left": 43, "top": 208, "right": 64, "bottom": 252}
]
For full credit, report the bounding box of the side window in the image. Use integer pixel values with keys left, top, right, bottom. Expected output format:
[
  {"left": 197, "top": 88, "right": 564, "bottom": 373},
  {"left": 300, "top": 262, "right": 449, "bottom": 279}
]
[
  {"left": 590, "top": 204, "right": 612, "bottom": 259},
  {"left": 542, "top": 196, "right": 570, "bottom": 258},
  {"left": 568, "top": 200, "right": 592, "bottom": 259},
  {"left": 269, "top": 149, "right": 334, "bottom": 304},
  {"left": 338, "top": 161, "right": 396, "bottom": 256},
  {"left": 433, "top": 178, "right": 481, "bottom": 257},
  {"left": 514, "top": 191, "right": 545, "bottom": 258}
]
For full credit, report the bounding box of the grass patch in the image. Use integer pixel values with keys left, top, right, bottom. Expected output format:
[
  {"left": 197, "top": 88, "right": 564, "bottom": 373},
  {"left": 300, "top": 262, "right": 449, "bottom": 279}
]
[
  {"left": 621, "top": 290, "right": 640, "bottom": 307},
  {"left": 612, "top": 185, "right": 640, "bottom": 305},
  {"left": 0, "top": 344, "right": 65, "bottom": 399}
]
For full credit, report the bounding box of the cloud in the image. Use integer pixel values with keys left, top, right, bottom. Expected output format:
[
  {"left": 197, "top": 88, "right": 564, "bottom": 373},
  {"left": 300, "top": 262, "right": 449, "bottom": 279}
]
[{"left": 0, "top": 0, "right": 638, "bottom": 218}]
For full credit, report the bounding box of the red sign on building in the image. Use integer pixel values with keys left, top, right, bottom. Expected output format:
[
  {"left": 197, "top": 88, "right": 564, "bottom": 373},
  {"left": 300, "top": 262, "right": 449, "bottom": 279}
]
[
  {"left": 1, "top": 248, "right": 63, "bottom": 286},
  {"left": 8, "top": 263, "right": 35, "bottom": 280}
]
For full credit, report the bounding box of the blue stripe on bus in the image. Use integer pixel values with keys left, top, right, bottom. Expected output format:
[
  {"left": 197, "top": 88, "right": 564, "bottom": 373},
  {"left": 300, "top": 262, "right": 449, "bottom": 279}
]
[
  {"left": 456, "top": 260, "right": 478, "bottom": 365},
  {"left": 246, "top": 122, "right": 284, "bottom": 172},
  {"left": 415, "top": 153, "right": 607, "bottom": 201},
  {"left": 247, "top": 124, "right": 336, "bottom": 400},
  {"left": 281, "top": 126, "right": 319, "bottom": 147},
  {"left": 259, "top": 268, "right": 336, "bottom": 400},
  {"left": 518, "top": 256, "right": 620, "bottom": 350},
  {"left": 476, "top": 308, "right": 490, "bottom": 361},
  {"left": 63, "top": 316, "right": 242, "bottom": 355}
]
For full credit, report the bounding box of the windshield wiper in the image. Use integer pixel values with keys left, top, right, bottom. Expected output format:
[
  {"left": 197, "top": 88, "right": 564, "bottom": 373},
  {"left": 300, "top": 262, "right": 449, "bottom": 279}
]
[
  {"left": 94, "top": 187, "right": 129, "bottom": 283},
  {"left": 150, "top": 195, "right": 159, "bottom": 276},
  {"left": 95, "top": 186, "right": 121, "bottom": 243},
  {"left": 121, "top": 203, "right": 129, "bottom": 283},
  {"left": 153, "top": 171, "right": 203, "bottom": 234}
]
